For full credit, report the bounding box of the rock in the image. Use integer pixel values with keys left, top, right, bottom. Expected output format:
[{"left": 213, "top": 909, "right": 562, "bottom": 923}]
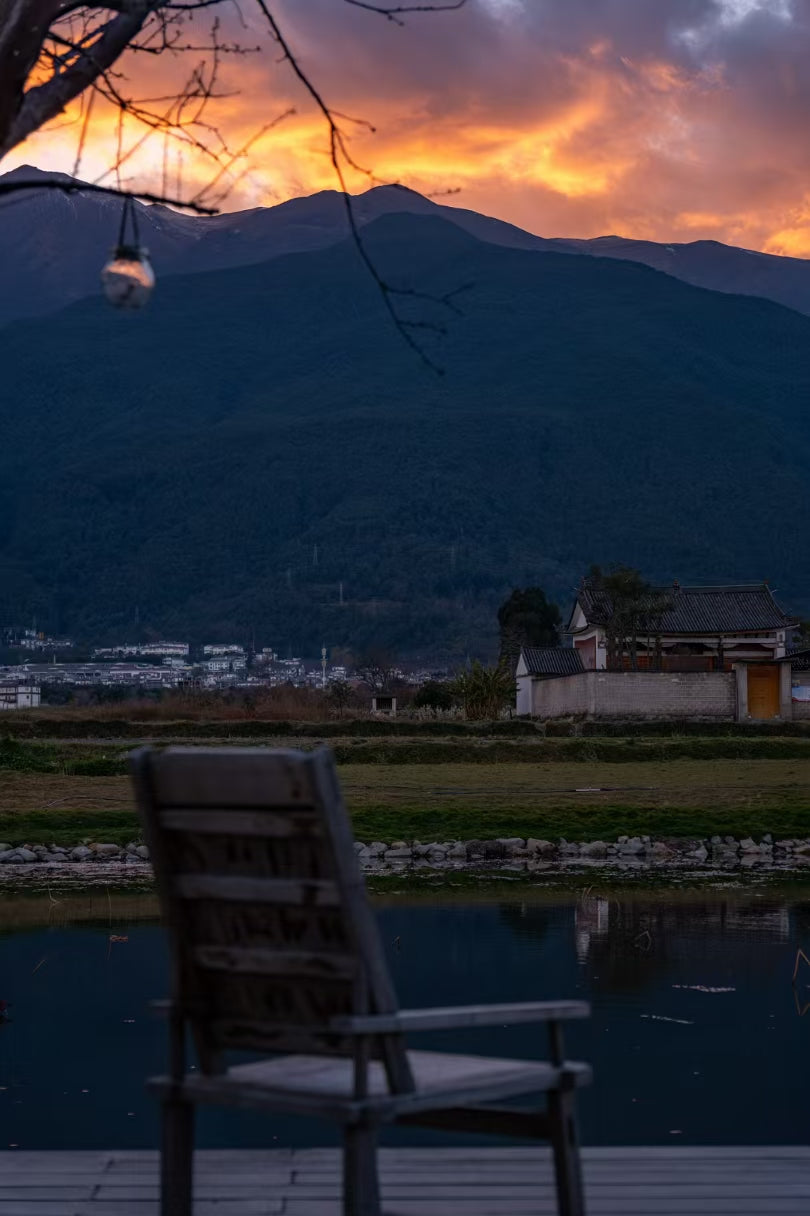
[
  {"left": 690, "top": 844, "right": 709, "bottom": 862},
  {"left": 739, "top": 837, "right": 758, "bottom": 852},
  {"left": 0, "top": 844, "right": 10, "bottom": 854},
  {"left": 710, "top": 835, "right": 723, "bottom": 845},
  {"left": 93, "top": 844, "right": 121, "bottom": 857},
  {"left": 724, "top": 835, "right": 737, "bottom": 846},
  {"left": 49, "top": 845, "right": 67, "bottom": 854},
  {"left": 384, "top": 847, "right": 412, "bottom": 860},
  {"left": 135, "top": 845, "right": 150, "bottom": 860},
  {"left": 427, "top": 846, "right": 447, "bottom": 858},
  {"left": 412, "top": 844, "right": 432, "bottom": 858},
  {"left": 71, "top": 845, "right": 93, "bottom": 861},
  {"left": 390, "top": 840, "right": 408, "bottom": 850},
  {"left": 496, "top": 837, "right": 525, "bottom": 855},
  {"left": 650, "top": 841, "right": 674, "bottom": 859},
  {"left": 774, "top": 840, "right": 794, "bottom": 851},
  {"left": 617, "top": 837, "right": 645, "bottom": 855},
  {"left": 447, "top": 843, "right": 467, "bottom": 859},
  {"left": 579, "top": 841, "right": 608, "bottom": 858},
  {"left": 526, "top": 839, "right": 554, "bottom": 856},
  {"left": 762, "top": 833, "right": 773, "bottom": 844},
  {"left": 367, "top": 842, "right": 387, "bottom": 856},
  {"left": 0, "top": 849, "right": 18, "bottom": 863},
  {"left": 353, "top": 841, "right": 366, "bottom": 853},
  {"left": 617, "top": 835, "right": 629, "bottom": 845},
  {"left": 558, "top": 843, "right": 581, "bottom": 856},
  {"left": 481, "top": 840, "right": 507, "bottom": 859}
]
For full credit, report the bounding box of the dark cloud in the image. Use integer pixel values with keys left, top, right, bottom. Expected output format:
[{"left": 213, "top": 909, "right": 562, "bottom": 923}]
[{"left": 11, "top": 0, "right": 810, "bottom": 251}]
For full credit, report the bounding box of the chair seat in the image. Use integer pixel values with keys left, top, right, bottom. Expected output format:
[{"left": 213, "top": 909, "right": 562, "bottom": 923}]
[{"left": 153, "top": 1050, "right": 592, "bottom": 1122}]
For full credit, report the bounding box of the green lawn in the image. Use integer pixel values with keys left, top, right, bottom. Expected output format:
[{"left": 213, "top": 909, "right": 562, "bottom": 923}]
[{"left": 1, "top": 759, "right": 809, "bottom": 845}]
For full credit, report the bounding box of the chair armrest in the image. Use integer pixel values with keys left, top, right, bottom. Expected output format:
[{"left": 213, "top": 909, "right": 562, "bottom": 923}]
[{"left": 330, "top": 1000, "right": 589, "bottom": 1034}]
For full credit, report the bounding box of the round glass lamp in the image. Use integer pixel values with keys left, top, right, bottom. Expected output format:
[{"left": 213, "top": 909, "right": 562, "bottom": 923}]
[{"left": 101, "top": 244, "right": 155, "bottom": 309}]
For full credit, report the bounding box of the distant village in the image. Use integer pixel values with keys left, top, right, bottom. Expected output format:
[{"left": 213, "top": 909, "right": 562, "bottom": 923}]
[{"left": 0, "top": 626, "right": 446, "bottom": 709}]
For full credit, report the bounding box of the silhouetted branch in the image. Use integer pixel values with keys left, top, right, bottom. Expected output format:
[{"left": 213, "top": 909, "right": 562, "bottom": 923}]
[{"left": 0, "top": 175, "right": 216, "bottom": 214}]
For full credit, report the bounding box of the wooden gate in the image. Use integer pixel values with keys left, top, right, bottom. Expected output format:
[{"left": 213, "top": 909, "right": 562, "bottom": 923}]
[{"left": 747, "top": 664, "right": 780, "bottom": 719}]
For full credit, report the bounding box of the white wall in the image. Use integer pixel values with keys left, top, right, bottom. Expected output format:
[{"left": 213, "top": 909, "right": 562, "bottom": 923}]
[{"left": 530, "top": 671, "right": 736, "bottom": 719}]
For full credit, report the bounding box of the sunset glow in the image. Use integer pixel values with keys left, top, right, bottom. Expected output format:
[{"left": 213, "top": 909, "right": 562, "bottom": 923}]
[{"left": 5, "top": 0, "right": 810, "bottom": 254}]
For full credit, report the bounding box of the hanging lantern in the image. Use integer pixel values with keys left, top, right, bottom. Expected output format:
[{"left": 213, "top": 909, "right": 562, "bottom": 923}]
[{"left": 101, "top": 196, "right": 155, "bottom": 310}]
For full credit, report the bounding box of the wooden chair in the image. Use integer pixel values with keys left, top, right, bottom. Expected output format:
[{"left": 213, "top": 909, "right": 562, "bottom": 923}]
[{"left": 130, "top": 744, "right": 592, "bottom": 1216}]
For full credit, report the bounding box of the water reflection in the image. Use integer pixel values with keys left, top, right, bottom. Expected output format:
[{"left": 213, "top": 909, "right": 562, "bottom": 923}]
[{"left": 0, "top": 886, "right": 808, "bottom": 1148}]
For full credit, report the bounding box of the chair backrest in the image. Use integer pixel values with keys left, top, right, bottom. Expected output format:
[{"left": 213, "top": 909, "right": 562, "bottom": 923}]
[{"left": 130, "top": 745, "right": 413, "bottom": 1090}]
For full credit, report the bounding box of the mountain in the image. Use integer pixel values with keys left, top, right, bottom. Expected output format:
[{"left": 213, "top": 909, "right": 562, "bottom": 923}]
[
  {"left": 4, "top": 165, "right": 810, "bottom": 327},
  {"left": 2, "top": 210, "right": 810, "bottom": 656}
]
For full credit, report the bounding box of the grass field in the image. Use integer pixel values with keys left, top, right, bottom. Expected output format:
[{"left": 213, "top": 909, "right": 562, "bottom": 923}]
[{"left": 2, "top": 758, "right": 809, "bottom": 845}]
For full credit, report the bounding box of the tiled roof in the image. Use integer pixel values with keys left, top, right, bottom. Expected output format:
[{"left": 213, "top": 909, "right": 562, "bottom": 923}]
[
  {"left": 787, "top": 648, "right": 810, "bottom": 670},
  {"left": 573, "top": 583, "right": 796, "bottom": 635},
  {"left": 521, "top": 646, "right": 584, "bottom": 677}
]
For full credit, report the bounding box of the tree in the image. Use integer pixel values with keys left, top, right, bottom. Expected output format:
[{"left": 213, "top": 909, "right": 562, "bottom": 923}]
[
  {"left": 586, "top": 564, "right": 672, "bottom": 672},
  {"left": 413, "top": 680, "right": 452, "bottom": 713},
  {"left": 498, "top": 587, "right": 561, "bottom": 676},
  {"left": 451, "top": 660, "right": 514, "bottom": 721},
  {"left": 0, "top": 0, "right": 467, "bottom": 362},
  {"left": 356, "top": 646, "right": 396, "bottom": 692},
  {"left": 327, "top": 679, "right": 354, "bottom": 717}
]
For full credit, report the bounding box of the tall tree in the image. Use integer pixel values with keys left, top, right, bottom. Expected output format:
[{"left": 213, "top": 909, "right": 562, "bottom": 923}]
[
  {"left": 586, "top": 565, "right": 671, "bottom": 672},
  {"left": 498, "top": 587, "right": 561, "bottom": 676}
]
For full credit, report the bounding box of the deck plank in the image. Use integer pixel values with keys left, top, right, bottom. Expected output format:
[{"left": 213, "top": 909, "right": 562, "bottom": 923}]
[{"left": 0, "top": 1147, "right": 807, "bottom": 1215}]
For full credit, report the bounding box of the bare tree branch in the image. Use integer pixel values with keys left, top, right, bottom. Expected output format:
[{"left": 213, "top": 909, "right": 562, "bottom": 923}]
[
  {"left": 345, "top": 0, "right": 466, "bottom": 26},
  {"left": 0, "top": 174, "right": 216, "bottom": 213},
  {"left": 0, "top": 0, "right": 467, "bottom": 365}
]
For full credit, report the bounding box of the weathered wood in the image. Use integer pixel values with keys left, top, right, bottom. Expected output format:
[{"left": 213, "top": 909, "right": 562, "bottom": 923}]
[
  {"left": 146, "top": 747, "right": 316, "bottom": 808},
  {"left": 331, "top": 1001, "right": 589, "bottom": 1034},
  {"left": 193, "top": 945, "right": 358, "bottom": 980},
  {"left": 130, "top": 744, "right": 592, "bottom": 1216},
  {"left": 398, "top": 1104, "right": 552, "bottom": 1140},
  {"left": 160, "top": 1096, "right": 193, "bottom": 1216},
  {"left": 3, "top": 1148, "right": 810, "bottom": 1215},
  {"left": 160, "top": 809, "right": 320, "bottom": 836},
  {"left": 174, "top": 875, "right": 341, "bottom": 906},
  {"left": 309, "top": 748, "right": 415, "bottom": 1096}
]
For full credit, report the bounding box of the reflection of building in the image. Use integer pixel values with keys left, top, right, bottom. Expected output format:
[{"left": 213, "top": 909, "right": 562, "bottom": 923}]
[
  {"left": 575, "top": 896, "right": 610, "bottom": 962},
  {"left": 724, "top": 905, "right": 790, "bottom": 940}
]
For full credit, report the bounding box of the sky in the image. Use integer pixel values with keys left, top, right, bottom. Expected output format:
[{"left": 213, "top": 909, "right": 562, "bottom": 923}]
[{"left": 7, "top": 0, "right": 810, "bottom": 254}]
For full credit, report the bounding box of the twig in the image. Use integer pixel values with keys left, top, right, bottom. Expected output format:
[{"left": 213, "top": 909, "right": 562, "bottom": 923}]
[{"left": 0, "top": 176, "right": 217, "bottom": 214}]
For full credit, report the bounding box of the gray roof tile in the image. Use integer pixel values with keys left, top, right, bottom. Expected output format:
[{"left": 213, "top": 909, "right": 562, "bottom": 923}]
[
  {"left": 574, "top": 582, "right": 796, "bottom": 635},
  {"left": 521, "top": 646, "right": 585, "bottom": 677}
]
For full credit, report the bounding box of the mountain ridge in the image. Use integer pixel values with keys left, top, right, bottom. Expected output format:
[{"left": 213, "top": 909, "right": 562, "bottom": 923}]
[{"left": 3, "top": 165, "right": 810, "bottom": 326}]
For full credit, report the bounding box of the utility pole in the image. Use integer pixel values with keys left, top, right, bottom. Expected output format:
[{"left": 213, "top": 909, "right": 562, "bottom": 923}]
[{"left": 321, "top": 645, "right": 327, "bottom": 690}]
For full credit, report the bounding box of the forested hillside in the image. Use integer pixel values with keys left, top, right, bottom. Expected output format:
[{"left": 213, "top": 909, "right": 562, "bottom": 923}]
[{"left": 2, "top": 212, "right": 809, "bottom": 656}]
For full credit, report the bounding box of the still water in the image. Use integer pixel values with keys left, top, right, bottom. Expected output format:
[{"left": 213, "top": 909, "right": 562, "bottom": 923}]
[{"left": 0, "top": 888, "right": 808, "bottom": 1149}]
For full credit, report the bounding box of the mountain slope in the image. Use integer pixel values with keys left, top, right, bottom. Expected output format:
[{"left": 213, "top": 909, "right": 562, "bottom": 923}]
[
  {"left": 4, "top": 166, "right": 810, "bottom": 326},
  {"left": 2, "top": 212, "right": 810, "bottom": 654}
]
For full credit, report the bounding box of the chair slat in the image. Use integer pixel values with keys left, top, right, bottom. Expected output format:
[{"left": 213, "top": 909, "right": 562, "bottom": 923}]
[
  {"left": 151, "top": 748, "right": 316, "bottom": 808},
  {"left": 160, "top": 810, "right": 320, "bottom": 837},
  {"left": 193, "top": 945, "right": 358, "bottom": 981},
  {"left": 175, "top": 875, "right": 341, "bottom": 906}
]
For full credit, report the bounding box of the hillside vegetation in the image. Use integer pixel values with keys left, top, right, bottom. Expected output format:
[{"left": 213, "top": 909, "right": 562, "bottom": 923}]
[{"left": 3, "top": 213, "right": 810, "bottom": 652}]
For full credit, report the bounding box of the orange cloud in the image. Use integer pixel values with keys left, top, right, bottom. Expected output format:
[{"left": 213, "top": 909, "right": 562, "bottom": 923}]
[{"left": 4, "top": 0, "right": 810, "bottom": 258}]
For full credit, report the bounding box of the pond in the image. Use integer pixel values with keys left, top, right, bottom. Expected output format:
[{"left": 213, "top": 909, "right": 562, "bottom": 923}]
[{"left": 0, "top": 885, "right": 808, "bottom": 1149}]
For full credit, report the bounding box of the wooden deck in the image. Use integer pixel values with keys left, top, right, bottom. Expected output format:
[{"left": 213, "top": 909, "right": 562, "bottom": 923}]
[{"left": 0, "top": 1147, "right": 808, "bottom": 1215}]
